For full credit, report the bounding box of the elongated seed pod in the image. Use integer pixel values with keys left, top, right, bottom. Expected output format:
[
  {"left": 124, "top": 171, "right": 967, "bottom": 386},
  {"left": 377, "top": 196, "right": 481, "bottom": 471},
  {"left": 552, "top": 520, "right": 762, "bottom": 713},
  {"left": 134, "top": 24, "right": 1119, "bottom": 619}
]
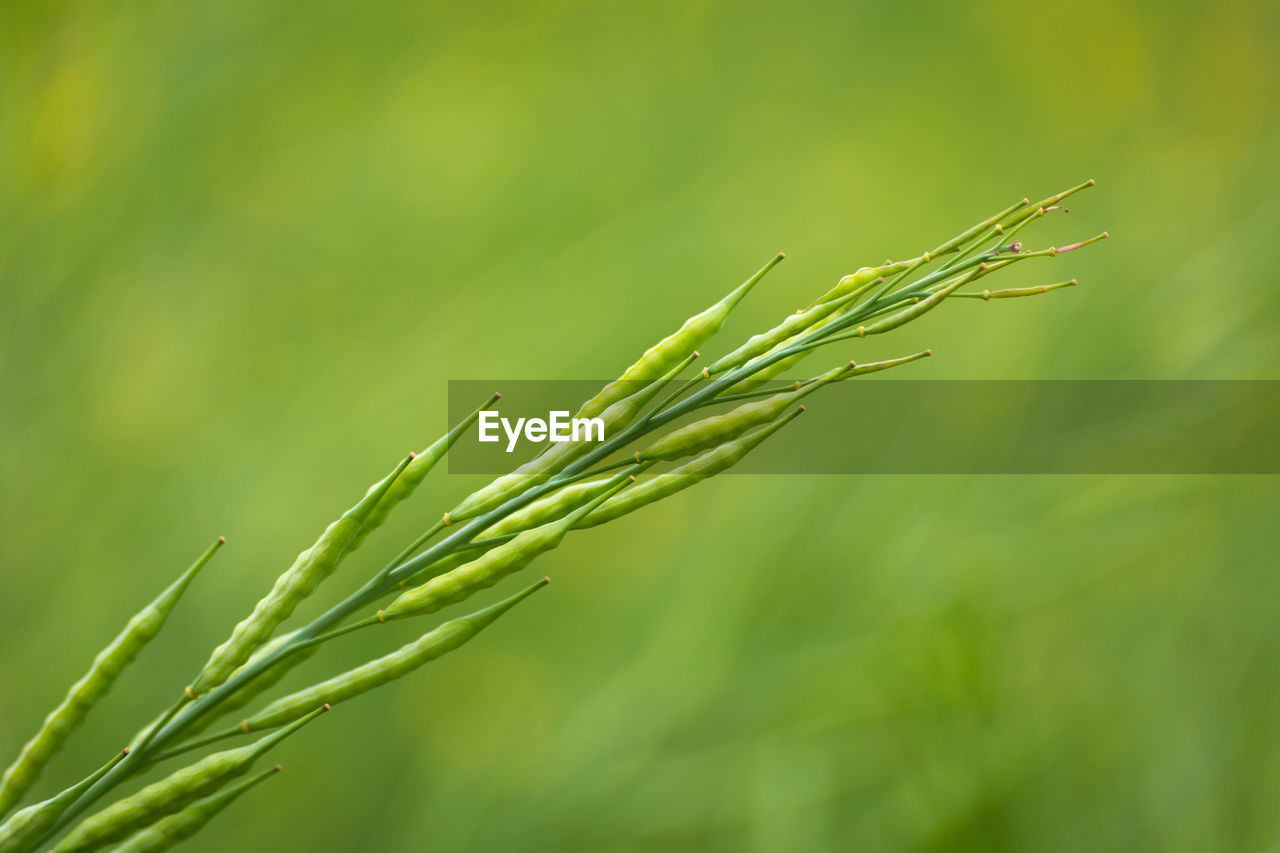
[
  {"left": 190, "top": 454, "right": 414, "bottom": 695},
  {"left": 579, "top": 407, "right": 804, "bottom": 529},
  {"left": 347, "top": 394, "right": 498, "bottom": 553},
  {"left": 642, "top": 363, "right": 852, "bottom": 461},
  {"left": 110, "top": 766, "right": 281, "bottom": 853},
  {"left": 386, "top": 472, "right": 631, "bottom": 620},
  {"left": 243, "top": 579, "right": 548, "bottom": 731},
  {"left": 0, "top": 751, "right": 127, "bottom": 853},
  {"left": 478, "top": 477, "right": 617, "bottom": 539},
  {"left": 445, "top": 355, "right": 690, "bottom": 522},
  {"left": 952, "top": 279, "right": 1078, "bottom": 300},
  {"left": 0, "top": 540, "right": 223, "bottom": 820},
  {"left": 572, "top": 253, "right": 782, "bottom": 420},
  {"left": 55, "top": 708, "right": 326, "bottom": 853}
]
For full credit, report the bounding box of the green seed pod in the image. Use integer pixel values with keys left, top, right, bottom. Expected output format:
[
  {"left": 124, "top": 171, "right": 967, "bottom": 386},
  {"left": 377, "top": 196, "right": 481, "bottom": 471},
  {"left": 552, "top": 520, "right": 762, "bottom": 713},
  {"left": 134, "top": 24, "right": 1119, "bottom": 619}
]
[
  {"left": 445, "top": 355, "right": 692, "bottom": 523},
  {"left": 347, "top": 394, "right": 498, "bottom": 553},
  {"left": 572, "top": 253, "right": 783, "bottom": 421},
  {"left": 578, "top": 407, "right": 804, "bottom": 529},
  {"left": 190, "top": 454, "right": 414, "bottom": 695},
  {"left": 477, "top": 477, "right": 617, "bottom": 539},
  {"left": 952, "top": 279, "right": 1078, "bottom": 300},
  {"left": 0, "top": 540, "right": 223, "bottom": 820},
  {"left": 642, "top": 363, "right": 852, "bottom": 462},
  {"left": 0, "top": 750, "right": 127, "bottom": 853},
  {"left": 387, "top": 472, "right": 631, "bottom": 620},
  {"left": 242, "top": 579, "right": 548, "bottom": 731},
  {"left": 55, "top": 708, "right": 326, "bottom": 853},
  {"left": 109, "top": 766, "right": 281, "bottom": 853}
]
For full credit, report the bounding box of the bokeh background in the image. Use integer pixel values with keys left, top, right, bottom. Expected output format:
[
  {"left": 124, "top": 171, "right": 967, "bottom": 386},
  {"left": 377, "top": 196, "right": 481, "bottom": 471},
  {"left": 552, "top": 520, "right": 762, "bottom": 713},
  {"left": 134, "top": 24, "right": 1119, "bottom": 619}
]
[{"left": 3, "top": 1, "right": 1279, "bottom": 850}]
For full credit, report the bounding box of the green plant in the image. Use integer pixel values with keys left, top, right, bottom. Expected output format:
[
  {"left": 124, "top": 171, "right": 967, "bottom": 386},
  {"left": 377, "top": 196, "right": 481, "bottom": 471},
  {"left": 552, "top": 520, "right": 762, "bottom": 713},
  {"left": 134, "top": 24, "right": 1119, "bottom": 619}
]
[{"left": 0, "top": 182, "right": 1105, "bottom": 851}]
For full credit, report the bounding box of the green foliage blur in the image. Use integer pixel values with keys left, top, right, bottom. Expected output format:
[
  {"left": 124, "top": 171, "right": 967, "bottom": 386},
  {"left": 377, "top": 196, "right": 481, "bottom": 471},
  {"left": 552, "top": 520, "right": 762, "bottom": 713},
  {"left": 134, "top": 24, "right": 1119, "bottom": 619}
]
[{"left": 2, "top": 0, "right": 1278, "bottom": 850}]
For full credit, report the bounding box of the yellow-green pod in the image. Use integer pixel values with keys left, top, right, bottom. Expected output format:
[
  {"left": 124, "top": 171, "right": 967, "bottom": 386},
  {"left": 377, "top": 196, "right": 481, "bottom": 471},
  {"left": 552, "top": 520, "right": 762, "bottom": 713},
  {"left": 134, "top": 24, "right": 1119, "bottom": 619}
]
[
  {"left": 110, "top": 766, "right": 280, "bottom": 853},
  {"left": 189, "top": 454, "right": 414, "bottom": 695},
  {"left": 0, "top": 751, "right": 127, "bottom": 853},
  {"left": 242, "top": 579, "right": 548, "bottom": 731},
  {"left": 578, "top": 408, "right": 803, "bottom": 529},
  {"left": 386, "top": 473, "right": 630, "bottom": 621},
  {"left": 445, "top": 355, "right": 691, "bottom": 522},
  {"left": 346, "top": 394, "right": 497, "bottom": 553},
  {"left": 54, "top": 708, "right": 326, "bottom": 853},
  {"left": 477, "top": 477, "right": 617, "bottom": 539},
  {"left": 805, "top": 260, "right": 915, "bottom": 310},
  {"left": 642, "top": 363, "right": 852, "bottom": 462},
  {"left": 0, "top": 541, "right": 223, "bottom": 820},
  {"left": 571, "top": 253, "right": 783, "bottom": 421}
]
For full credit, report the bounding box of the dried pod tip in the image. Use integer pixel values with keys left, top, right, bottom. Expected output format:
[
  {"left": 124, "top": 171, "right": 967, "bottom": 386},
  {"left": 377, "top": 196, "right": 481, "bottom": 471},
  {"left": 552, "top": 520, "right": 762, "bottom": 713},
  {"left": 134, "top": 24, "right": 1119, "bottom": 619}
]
[
  {"left": 691, "top": 350, "right": 700, "bottom": 359},
  {"left": 925, "top": 349, "right": 933, "bottom": 357},
  {"left": 407, "top": 451, "right": 416, "bottom": 460},
  {"left": 848, "top": 360, "right": 857, "bottom": 368},
  {"left": 273, "top": 764, "right": 283, "bottom": 773},
  {"left": 799, "top": 404, "right": 807, "bottom": 413},
  {"left": 628, "top": 475, "right": 636, "bottom": 483},
  {"left": 492, "top": 391, "right": 502, "bottom": 400},
  {"left": 1088, "top": 179, "right": 1096, "bottom": 186},
  {"left": 1070, "top": 279, "right": 1078, "bottom": 286},
  {"left": 321, "top": 703, "right": 331, "bottom": 712},
  {"left": 121, "top": 747, "right": 131, "bottom": 756},
  {"left": 1022, "top": 197, "right": 1031, "bottom": 204},
  {"left": 542, "top": 576, "right": 551, "bottom": 585},
  {"left": 217, "top": 536, "right": 226, "bottom": 544},
  {"left": 777, "top": 251, "right": 786, "bottom": 260}
]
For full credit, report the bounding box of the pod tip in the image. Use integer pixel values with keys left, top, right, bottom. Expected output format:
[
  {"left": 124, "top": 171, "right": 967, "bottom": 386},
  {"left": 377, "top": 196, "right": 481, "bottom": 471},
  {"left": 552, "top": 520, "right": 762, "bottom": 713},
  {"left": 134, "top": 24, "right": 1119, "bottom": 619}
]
[
  {"left": 121, "top": 747, "right": 130, "bottom": 756},
  {"left": 273, "top": 764, "right": 283, "bottom": 773},
  {"left": 848, "top": 360, "right": 857, "bottom": 368},
  {"left": 218, "top": 536, "right": 226, "bottom": 544},
  {"left": 1070, "top": 279, "right": 1079, "bottom": 286},
  {"left": 925, "top": 349, "right": 934, "bottom": 357},
  {"left": 322, "top": 703, "right": 331, "bottom": 712},
  {"left": 1022, "top": 197, "right": 1030, "bottom": 204},
  {"left": 542, "top": 576, "right": 551, "bottom": 585},
  {"left": 799, "top": 404, "right": 807, "bottom": 412},
  {"left": 692, "top": 350, "right": 700, "bottom": 359},
  {"left": 493, "top": 391, "right": 502, "bottom": 400},
  {"left": 1088, "top": 178, "right": 1096, "bottom": 186},
  {"left": 185, "top": 686, "right": 198, "bottom": 700},
  {"left": 408, "top": 451, "right": 416, "bottom": 460},
  {"left": 777, "top": 251, "right": 786, "bottom": 260},
  {"left": 628, "top": 475, "right": 636, "bottom": 483},
  {"left": 1102, "top": 231, "right": 1109, "bottom": 238}
]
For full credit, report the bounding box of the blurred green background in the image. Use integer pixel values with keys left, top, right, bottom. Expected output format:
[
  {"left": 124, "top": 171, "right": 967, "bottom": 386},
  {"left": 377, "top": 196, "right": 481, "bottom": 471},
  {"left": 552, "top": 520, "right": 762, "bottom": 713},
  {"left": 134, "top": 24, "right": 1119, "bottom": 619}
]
[{"left": 2, "top": 0, "right": 1278, "bottom": 850}]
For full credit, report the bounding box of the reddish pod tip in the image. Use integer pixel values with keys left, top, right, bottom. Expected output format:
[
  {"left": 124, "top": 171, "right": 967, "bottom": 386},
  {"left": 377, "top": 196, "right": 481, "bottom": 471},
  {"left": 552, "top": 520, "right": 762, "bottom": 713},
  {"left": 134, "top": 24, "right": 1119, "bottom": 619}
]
[
  {"left": 1088, "top": 179, "right": 1096, "bottom": 186},
  {"left": 217, "top": 536, "right": 226, "bottom": 544},
  {"left": 542, "top": 576, "right": 551, "bottom": 585},
  {"left": 1022, "top": 197, "right": 1030, "bottom": 204},
  {"left": 1070, "top": 279, "right": 1079, "bottom": 286},
  {"left": 322, "top": 703, "right": 331, "bottom": 712},
  {"left": 492, "top": 391, "right": 502, "bottom": 399},
  {"left": 925, "top": 349, "right": 934, "bottom": 357},
  {"left": 799, "top": 404, "right": 807, "bottom": 412},
  {"left": 273, "top": 764, "right": 283, "bottom": 772},
  {"left": 121, "top": 747, "right": 130, "bottom": 756},
  {"left": 848, "top": 360, "right": 857, "bottom": 368},
  {"left": 408, "top": 451, "right": 416, "bottom": 460}
]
